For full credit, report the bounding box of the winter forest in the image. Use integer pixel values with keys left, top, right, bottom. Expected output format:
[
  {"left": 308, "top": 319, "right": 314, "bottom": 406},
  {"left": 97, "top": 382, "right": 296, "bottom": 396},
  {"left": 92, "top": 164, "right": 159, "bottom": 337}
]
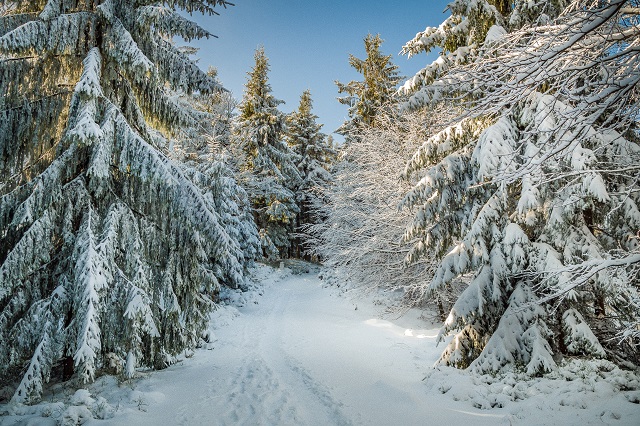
[{"left": 0, "top": 0, "right": 639, "bottom": 425}]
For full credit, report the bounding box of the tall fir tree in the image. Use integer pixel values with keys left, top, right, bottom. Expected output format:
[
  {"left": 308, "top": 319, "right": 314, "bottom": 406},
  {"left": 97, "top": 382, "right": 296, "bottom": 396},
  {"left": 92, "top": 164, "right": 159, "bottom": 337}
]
[
  {"left": 0, "top": 0, "right": 255, "bottom": 403},
  {"left": 172, "top": 67, "right": 261, "bottom": 280},
  {"left": 286, "top": 90, "right": 335, "bottom": 258},
  {"left": 231, "top": 47, "right": 301, "bottom": 259},
  {"left": 336, "top": 34, "right": 401, "bottom": 135},
  {"left": 400, "top": 0, "right": 640, "bottom": 372}
]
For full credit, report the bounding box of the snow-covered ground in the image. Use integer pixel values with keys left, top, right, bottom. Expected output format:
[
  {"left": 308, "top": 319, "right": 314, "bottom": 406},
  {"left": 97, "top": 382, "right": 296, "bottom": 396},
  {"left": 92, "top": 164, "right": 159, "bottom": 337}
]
[{"left": 2, "top": 265, "right": 639, "bottom": 425}]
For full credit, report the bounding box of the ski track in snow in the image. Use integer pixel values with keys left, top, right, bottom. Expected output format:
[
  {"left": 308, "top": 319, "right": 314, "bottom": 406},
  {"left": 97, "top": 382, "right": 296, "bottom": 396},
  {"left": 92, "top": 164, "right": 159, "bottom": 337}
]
[
  {"left": 114, "top": 272, "right": 358, "bottom": 426},
  {"left": 212, "top": 273, "right": 352, "bottom": 426},
  {"left": 68, "top": 269, "right": 638, "bottom": 426},
  {"left": 208, "top": 304, "right": 348, "bottom": 426}
]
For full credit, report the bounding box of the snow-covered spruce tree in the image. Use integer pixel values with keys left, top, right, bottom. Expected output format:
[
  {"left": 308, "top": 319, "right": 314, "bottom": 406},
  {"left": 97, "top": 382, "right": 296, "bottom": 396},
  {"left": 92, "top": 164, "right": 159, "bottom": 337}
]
[
  {"left": 401, "top": 0, "right": 640, "bottom": 373},
  {"left": 172, "top": 67, "right": 261, "bottom": 272},
  {"left": 286, "top": 89, "right": 335, "bottom": 259},
  {"left": 336, "top": 33, "right": 401, "bottom": 135},
  {"left": 0, "top": 0, "right": 252, "bottom": 404},
  {"left": 231, "top": 47, "right": 301, "bottom": 259}
]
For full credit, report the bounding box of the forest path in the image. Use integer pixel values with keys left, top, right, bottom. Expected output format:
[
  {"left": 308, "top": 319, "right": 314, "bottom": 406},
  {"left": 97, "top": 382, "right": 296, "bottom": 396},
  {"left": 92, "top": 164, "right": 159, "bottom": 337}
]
[{"left": 99, "top": 270, "right": 506, "bottom": 426}]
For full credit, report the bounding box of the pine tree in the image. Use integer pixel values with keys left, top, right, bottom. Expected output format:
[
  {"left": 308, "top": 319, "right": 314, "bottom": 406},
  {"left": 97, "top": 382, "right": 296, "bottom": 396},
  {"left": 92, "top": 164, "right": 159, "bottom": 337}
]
[
  {"left": 231, "top": 47, "right": 301, "bottom": 259},
  {"left": 286, "top": 90, "right": 335, "bottom": 258},
  {"left": 401, "top": 0, "right": 640, "bottom": 372},
  {"left": 0, "top": 0, "right": 252, "bottom": 404},
  {"left": 336, "top": 34, "right": 401, "bottom": 134}
]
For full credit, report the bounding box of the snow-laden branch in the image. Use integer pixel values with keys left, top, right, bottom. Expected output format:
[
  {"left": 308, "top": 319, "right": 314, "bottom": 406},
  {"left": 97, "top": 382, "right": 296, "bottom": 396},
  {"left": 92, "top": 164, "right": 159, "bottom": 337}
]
[{"left": 400, "top": 0, "right": 640, "bottom": 372}]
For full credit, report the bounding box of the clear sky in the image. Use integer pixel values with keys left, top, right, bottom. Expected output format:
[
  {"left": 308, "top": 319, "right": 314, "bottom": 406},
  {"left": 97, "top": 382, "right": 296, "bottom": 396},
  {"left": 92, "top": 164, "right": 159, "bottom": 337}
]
[{"left": 189, "top": 0, "right": 451, "bottom": 141}]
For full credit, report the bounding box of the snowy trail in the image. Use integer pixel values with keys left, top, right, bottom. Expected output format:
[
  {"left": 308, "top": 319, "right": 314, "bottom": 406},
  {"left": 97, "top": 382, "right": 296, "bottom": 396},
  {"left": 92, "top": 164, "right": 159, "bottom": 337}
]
[
  {"left": 88, "top": 270, "right": 639, "bottom": 426},
  {"left": 97, "top": 271, "right": 507, "bottom": 426}
]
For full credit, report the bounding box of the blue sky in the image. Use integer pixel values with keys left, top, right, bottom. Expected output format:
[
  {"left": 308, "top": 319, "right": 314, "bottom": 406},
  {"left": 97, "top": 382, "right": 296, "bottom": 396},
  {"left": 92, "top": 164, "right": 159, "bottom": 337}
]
[{"left": 190, "top": 0, "right": 450, "bottom": 141}]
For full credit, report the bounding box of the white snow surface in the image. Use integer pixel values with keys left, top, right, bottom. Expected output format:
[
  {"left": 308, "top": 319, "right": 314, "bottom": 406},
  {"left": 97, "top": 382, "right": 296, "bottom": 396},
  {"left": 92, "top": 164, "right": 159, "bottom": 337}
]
[{"left": 2, "top": 264, "right": 639, "bottom": 425}]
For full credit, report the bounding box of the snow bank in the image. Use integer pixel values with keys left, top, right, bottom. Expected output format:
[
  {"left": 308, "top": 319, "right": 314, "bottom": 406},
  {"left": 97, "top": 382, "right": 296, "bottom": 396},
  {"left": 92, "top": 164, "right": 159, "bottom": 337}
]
[{"left": 423, "top": 358, "right": 639, "bottom": 424}]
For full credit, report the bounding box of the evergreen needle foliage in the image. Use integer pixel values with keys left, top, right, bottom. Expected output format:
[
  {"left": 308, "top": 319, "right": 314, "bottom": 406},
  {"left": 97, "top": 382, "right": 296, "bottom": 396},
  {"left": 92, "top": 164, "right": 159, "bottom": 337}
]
[
  {"left": 286, "top": 89, "right": 335, "bottom": 259},
  {"left": 232, "top": 47, "right": 301, "bottom": 259},
  {"left": 401, "top": 0, "right": 640, "bottom": 372},
  {"left": 336, "top": 34, "right": 401, "bottom": 134},
  {"left": 0, "top": 0, "right": 254, "bottom": 404}
]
